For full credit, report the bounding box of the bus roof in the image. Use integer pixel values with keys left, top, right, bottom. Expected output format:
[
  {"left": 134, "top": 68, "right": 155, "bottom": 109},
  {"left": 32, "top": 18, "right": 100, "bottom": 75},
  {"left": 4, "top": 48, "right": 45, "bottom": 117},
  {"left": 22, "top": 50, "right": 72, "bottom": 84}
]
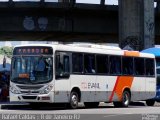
[
  {"left": 141, "top": 47, "right": 160, "bottom": 57},
  {"left": 14, "top": 44, "right": 155, "bottom": 58}
]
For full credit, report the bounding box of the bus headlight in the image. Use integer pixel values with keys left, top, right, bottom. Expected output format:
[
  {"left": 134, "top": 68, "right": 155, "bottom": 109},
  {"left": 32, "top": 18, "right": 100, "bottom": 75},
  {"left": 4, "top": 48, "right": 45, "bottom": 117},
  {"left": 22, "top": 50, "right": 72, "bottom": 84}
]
[
  {"left": 40, "top": 84, "right": 54, "bottom": 94},
  {"left": 10, "top": 86, "right": 20, "bottom": 94}
]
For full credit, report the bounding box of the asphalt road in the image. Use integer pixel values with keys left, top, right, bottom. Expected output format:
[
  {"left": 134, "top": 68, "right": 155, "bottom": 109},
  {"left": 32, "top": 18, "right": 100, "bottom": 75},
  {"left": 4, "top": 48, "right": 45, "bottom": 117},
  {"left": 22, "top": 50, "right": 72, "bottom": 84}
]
[{"left": 0, "top": 102, "right": 159, "bottom": 120}]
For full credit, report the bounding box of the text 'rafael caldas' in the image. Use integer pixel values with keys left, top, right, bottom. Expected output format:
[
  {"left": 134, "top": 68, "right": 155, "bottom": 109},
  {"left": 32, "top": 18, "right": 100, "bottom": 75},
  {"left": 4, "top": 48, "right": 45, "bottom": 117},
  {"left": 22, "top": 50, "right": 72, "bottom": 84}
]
[{"left": 2, "top": 114, "right": 36, "bottom": 120}]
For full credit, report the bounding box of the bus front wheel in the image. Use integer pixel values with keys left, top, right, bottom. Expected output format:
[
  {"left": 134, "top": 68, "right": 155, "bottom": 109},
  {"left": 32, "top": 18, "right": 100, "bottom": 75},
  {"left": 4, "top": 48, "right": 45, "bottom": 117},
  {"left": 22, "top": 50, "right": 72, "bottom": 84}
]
[
  {"left": 68, "top": 91, "right": 79, "bottom": 109},
  {"left": 146, "top": 100, "right": 155, "bottom": 106}
]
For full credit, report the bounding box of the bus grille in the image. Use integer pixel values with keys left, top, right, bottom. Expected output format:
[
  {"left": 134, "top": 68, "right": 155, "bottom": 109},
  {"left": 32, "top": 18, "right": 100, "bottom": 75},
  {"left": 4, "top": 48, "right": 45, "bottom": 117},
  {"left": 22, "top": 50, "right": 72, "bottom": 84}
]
[
  {"left": 22, "top": 96, "right": 37, "bottom": 99},
  {"left": 16, "top": 85, "right": 43, "bottom": 90},
  {"left": 20, "top": 91, "right": 39, "bottom": 94}
]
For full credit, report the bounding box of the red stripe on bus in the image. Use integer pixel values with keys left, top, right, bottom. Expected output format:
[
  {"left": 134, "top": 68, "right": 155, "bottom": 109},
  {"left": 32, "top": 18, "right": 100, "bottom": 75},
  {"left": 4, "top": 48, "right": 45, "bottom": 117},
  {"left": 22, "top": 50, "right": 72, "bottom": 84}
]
[
  {"left": 109, "top": 76, "right": 134, "bottom": 102},
  {"left": 109, "top": 76, "right": 120, "bottom": 102}
]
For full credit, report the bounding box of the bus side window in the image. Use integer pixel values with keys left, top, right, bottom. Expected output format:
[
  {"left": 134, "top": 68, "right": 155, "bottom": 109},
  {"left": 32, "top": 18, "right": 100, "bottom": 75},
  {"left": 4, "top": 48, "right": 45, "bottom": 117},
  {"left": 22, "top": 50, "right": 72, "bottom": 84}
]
[
  {"left": 109, "top": 56, "right": 121, "bottom": 75},
  {"left": 145, "top": 59, "right": 155, "bottom": 76},
  {"left": 96, "top": 55, "right": 109, "bottom": 74},
  {"left": 72, "top": 53, "right": 83, "bottom": 74},
  {"left": 122, "top": 57, "right": 133, "bottom": 75},
  {"left": 63, "top": 55, "right": 70, "bottom": 73},
  {"left": 56, "top": 55, "right": 62, "bottom": 74},
  {"left": 84, "top": 54, "right": 95, "bottom": 74},
  {"left": 56, "top": 52, "right": 70, "bottom": 79},
  {"left": 134, "top": 58, "right": 145, "bottom": 76}
]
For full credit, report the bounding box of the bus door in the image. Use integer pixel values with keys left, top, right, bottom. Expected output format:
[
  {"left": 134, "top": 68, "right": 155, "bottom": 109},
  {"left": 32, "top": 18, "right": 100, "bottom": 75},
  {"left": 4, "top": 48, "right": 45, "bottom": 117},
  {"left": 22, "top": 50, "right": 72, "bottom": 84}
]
[{"left": 54, "top": 52, "right": 71, "bottom": 103}]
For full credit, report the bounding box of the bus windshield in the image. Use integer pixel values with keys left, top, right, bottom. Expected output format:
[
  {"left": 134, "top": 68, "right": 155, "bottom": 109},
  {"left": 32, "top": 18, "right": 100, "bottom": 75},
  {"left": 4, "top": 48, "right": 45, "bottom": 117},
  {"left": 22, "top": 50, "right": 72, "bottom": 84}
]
[{"left": 11, "top": 55, "right": 53, "bottom": 84}]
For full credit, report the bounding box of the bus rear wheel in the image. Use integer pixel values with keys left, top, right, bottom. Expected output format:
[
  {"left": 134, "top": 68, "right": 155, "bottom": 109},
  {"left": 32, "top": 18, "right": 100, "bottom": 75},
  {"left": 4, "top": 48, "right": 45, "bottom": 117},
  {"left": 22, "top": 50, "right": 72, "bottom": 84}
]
[
  {"left": 113, "top": 90, "right": 131, "bottom": 108},
  {"left": 68, "top": 91, "right": 79, "bottom": 109},
  {"left": 146, "top": 100, "right": 155, "bottom": 106}
]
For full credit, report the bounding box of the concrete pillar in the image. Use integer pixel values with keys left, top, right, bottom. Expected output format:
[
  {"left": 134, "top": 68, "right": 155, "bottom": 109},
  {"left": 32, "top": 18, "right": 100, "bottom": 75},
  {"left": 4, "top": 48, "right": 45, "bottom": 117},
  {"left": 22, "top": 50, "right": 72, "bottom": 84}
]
[
  {"left": 143, "top": 0, "right": 154, "bottom": 49},
  {"left": 156, "top": 2, "right": 160, "bottom": 12},
  {"left": 100, "top": 0, "right": 105, "bottom": 5},
  {"left": 119, "top": 0, "right": 154, "bottom": 51}
]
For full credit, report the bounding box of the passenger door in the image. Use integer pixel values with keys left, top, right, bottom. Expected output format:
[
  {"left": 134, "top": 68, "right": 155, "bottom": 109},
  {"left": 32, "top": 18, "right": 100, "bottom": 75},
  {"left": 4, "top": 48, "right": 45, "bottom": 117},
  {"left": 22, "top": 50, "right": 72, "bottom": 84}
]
[{"left": 54, "top": 51, "right": 71, "bottom": 102}]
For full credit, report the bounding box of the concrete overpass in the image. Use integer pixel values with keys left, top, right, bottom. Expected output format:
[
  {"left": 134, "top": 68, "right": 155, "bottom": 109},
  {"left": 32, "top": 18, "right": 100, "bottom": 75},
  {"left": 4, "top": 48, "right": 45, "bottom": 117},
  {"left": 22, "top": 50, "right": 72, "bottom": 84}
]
[
  {"left": 0, "top": 0, "right": 159, "bottom": 50},
  {"left": 0, "top": 2, "right": 118, "bottom": 43}
]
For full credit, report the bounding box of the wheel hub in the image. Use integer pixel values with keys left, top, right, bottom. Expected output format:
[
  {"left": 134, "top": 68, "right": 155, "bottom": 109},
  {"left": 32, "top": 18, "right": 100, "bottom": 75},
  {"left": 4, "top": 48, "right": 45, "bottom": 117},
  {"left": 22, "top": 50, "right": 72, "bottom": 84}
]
[
  {"left": 71, "top": 95, "right": 77, "bottom": 106},
  {"left": 123, "top": 93, "right": 129, "bottom": 106}
]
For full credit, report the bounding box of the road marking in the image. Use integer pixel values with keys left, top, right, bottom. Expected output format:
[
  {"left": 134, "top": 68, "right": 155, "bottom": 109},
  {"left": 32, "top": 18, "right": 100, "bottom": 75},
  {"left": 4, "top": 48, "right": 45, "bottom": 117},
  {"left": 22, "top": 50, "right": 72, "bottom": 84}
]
[
  {"left": 104, "top": 113, "right": 133, "bottom": 118},
  {"left": 104, "top": 114, "right": 124, "bottom": 118}
]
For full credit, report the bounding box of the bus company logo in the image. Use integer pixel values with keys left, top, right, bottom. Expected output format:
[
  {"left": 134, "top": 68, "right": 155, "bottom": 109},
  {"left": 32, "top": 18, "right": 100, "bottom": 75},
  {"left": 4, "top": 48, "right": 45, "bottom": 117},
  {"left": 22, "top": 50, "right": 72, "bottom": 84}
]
[
  {"left": 81, "top": 82, "right": 100, "bottom": 89},
  {"left": 81, "top": 82, "right": 87, "bottom": 89},
  {"left": 27, "top": 90, "right": 32, "bottom": 94}
]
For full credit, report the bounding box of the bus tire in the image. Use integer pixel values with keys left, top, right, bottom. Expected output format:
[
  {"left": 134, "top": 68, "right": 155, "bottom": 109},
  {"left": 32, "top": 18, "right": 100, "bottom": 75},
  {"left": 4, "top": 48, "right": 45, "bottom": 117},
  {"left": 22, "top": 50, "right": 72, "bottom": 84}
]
[
  {"left": 122, "top": 90, "right": 131, "bottom": 107},
  {"left": 68, "top": 91, "right": 79, "bottom": 109},
  {"left": 113, "top": 102, "right": 122, "bottom": 107},
  {"left": 146, "top": 100, "right": 155, "bottom": 106},
  {"left": 84, "top": 102, "right": 99, "bottom": 108},
  {"left": 113, "top": 90, "right": 130, "bottom": 108}
]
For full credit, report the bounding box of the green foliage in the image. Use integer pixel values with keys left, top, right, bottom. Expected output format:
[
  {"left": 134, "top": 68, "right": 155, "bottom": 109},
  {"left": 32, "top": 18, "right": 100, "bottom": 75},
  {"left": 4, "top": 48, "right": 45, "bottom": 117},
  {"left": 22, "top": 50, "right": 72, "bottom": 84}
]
[{"left": 0, "top": 46, "right": 13, "bottom": 58}]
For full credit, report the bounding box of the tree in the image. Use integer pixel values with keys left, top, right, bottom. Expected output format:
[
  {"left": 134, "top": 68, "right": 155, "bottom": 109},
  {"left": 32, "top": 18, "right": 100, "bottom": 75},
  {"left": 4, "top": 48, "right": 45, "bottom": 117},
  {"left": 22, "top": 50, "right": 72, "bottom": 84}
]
[{"left": 0, "top": 46, "right": 13, "bottom": 58}]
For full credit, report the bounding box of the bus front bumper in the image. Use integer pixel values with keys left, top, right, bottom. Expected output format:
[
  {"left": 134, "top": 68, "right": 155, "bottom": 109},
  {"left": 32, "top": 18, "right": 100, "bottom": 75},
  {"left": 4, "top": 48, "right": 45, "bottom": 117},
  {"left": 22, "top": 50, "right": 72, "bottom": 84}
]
[{"left": 9, "top": 92, "right": 54, "bottom": 103}]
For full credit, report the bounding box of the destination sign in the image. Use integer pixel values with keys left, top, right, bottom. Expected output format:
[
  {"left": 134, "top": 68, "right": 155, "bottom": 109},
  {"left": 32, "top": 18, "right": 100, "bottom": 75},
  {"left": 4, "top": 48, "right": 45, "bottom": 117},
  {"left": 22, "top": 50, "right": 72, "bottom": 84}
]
[{"left": 13, "top": 46, "right": 53, "bottom": 55}]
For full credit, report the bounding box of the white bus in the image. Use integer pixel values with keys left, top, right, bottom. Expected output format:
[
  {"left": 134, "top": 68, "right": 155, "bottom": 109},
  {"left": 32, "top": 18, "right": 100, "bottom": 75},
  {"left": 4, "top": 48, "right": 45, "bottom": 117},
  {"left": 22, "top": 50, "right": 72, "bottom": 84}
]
[{"left": 10, "top": 44, "right": 156, "bottom": 108}]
